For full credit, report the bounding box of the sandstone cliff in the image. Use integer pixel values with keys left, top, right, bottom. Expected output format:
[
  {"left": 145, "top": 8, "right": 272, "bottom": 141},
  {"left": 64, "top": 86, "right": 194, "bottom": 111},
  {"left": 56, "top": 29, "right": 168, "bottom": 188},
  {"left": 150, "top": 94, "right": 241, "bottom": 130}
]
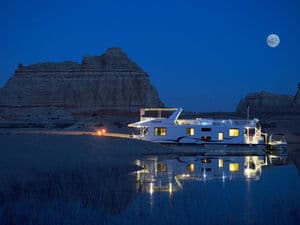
[
  {"left": 236, "top": 84, "right": 300, "bottom": 114},
  {"left": 0, "top": 48, "right": 163, "bottom": 119}
]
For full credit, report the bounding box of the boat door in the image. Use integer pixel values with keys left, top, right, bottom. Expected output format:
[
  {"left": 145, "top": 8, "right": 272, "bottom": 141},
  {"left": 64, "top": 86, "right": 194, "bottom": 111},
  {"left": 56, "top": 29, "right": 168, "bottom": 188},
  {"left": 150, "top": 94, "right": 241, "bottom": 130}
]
[
  {"left": 140, "top": 127, "right": 149, "bottom": 136},
  {"left": 245, "top": 127, "right": 256, "bottom": 144}
]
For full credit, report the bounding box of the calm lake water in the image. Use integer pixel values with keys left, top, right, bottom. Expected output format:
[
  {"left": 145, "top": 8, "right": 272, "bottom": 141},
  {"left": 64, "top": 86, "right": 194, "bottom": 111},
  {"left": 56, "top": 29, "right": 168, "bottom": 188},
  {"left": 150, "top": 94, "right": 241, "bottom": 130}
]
[{"left": 0, "top": 151, "right": 299, "bottom": 225}]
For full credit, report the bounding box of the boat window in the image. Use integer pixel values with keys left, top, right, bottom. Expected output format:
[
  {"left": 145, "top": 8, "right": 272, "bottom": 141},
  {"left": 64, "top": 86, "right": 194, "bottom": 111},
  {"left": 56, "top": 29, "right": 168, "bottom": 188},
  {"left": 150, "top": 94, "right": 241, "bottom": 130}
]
[
  {"left": 229, "top": 128, "right": 239, "bottom": 137},
  {"left": 201, "top": 128, "right": 211, "bottom": 132},
  {"left": 143, "top": 127, "right": 149, "bottom": 135},
  {"left": 154, "top": 127, "right": 167, "bottom": 136},
  {"left": 218, "top": 132, "right": 224, "bottom": 141},
  {"left": 229, "top": 163, "right": 240, "bottom": 172},
  {"left": 186, "top": 128, "right": 195, "bottom": 136},
  {"left": 201, "top": 136, "right": 211, "bottom": 141},
  {"left": 244, "top": 128, "right": 255, "bottom": 137},
  {"left": 157, "top": 163, "right": 167, "bottom": 172},
  {"left": 201, "top": 168, "right": 212, "bottom": 172}
]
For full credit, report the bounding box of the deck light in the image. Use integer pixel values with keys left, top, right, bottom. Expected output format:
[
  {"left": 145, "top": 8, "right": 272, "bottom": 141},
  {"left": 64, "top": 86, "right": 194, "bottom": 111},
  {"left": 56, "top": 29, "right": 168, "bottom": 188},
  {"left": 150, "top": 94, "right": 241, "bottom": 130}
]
[
  {"left": 168, "top": 183, "right": 173, "bottom": 194},
  {"left": 222, "top": 174, "right": 226, "bottom": 181},
  {"left": 149, "top": 182, "right": 154, "bottom": 195},
  {"left": 201, "top": 158, "right": 211, "bottom": 163},
  {"left": 187, "top": 163, "right": 195, "bottom": 173}
]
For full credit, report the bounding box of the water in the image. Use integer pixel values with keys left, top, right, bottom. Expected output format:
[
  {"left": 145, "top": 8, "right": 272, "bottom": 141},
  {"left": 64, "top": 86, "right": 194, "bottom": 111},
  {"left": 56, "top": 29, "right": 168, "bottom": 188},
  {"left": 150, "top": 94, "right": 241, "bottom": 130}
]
[
  {"left": 131, "top": 153, "right": 299, "bottom": 225},
  {"left": 0, "top": 151, "right": 299, "bottom": 225}
]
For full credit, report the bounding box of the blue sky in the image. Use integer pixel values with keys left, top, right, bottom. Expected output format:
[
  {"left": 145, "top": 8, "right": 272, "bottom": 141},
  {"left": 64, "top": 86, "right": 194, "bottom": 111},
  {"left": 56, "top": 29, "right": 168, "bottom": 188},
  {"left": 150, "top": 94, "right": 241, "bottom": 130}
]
[{"left": 0, "top": 0, "right": 299, "bottom": 111}]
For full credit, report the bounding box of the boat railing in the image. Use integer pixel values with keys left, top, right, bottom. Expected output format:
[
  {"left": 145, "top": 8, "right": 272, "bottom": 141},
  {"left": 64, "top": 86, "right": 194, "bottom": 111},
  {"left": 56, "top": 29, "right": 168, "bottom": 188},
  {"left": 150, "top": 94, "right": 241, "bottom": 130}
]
[
  {"left": 139, "top": 107, "right": 258, "bottom": 127},
  {"left": 215, "top": 119, "right": 257, "bottom": 126},
  {"left": 176, "top": 119, "right": 198, "bottom": 125},
  {"left": 175, "top": 118, "right": 258, "bottom": 126},
  {"left": 140, "top": 108, "right": 179, "bottom": 121},
  {"left": 141, "top": 117, "right": 164, "bottom": 121}
]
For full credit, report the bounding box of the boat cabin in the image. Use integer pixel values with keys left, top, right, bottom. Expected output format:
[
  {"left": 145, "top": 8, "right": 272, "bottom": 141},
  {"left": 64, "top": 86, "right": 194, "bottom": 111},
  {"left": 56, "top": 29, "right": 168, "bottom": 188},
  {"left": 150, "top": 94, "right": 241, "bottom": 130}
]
[{"left": 128, "top": 108, "right": 266, "bottom": 145}]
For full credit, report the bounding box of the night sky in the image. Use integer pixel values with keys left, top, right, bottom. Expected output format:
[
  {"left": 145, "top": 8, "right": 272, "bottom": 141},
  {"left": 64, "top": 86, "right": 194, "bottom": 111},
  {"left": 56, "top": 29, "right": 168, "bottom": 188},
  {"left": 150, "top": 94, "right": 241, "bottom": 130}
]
[{"left": 1, "top": 0, "right": 299, "bottom": 112}]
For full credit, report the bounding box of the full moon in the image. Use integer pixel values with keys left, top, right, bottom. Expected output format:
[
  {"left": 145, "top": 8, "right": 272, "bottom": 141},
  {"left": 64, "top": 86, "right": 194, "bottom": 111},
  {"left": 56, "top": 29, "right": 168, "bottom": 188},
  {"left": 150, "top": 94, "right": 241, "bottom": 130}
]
[{"left": 267, "top": 34, "right": 280, "bottom": 48}]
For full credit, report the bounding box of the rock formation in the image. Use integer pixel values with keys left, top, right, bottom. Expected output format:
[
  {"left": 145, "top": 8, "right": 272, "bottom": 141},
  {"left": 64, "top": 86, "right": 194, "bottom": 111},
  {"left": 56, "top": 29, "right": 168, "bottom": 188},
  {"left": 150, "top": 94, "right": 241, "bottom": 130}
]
[
  {"left": 236, "top": 84, "right": 300, "bottom": 114},
  {"left": 292, "top": 83, "right": 300, "bottom": 112},
  {"left": 0, "top": 48, "right": 163, "bottom": 120}
]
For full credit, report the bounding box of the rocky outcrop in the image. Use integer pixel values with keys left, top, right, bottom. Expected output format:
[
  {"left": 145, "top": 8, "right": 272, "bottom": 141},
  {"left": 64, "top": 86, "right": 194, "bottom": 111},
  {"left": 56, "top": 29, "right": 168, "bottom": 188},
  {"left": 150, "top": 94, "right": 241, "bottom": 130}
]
[
  {"left": 293, "top": 83, "right": 300, "bottom": 112},
  {"left": 236, "top": 84, "right": 300, "bottom": 114},
  {"left": 0, "top": 48, "right": 163, "bottom": 119}
]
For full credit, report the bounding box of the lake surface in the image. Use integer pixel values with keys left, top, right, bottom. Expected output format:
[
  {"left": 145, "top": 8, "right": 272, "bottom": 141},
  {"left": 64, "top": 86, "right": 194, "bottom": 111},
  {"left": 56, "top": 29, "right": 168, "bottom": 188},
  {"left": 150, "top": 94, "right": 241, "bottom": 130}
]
[{"left": 0, "top": 150, "right": 299, "bottom": 225}]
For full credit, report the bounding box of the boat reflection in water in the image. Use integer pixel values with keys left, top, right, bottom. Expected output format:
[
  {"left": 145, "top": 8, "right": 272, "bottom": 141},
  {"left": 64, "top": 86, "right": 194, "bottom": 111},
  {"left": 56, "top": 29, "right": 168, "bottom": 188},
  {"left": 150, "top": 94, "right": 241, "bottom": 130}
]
[{"left": 134, "top": 152, "right": 288, "bottom": 195}]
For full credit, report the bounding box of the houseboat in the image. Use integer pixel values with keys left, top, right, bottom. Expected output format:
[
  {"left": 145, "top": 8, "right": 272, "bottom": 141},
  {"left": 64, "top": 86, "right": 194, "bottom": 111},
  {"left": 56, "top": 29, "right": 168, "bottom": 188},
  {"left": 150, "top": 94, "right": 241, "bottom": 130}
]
[{"left": 128, "top": 108, "right": 287, "bottom": 149}]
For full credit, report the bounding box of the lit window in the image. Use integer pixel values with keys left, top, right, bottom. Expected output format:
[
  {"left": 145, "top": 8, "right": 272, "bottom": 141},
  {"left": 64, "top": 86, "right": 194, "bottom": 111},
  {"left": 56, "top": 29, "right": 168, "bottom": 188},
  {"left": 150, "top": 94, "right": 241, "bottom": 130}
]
[
  {"left": 187, "top": 128, "right": 195, "bottom": 136},
  {"left": 229, "top": 163, "right": 240, "bottom": 172},
  {"left": 229, "top": 128, "right": 239, "bottom": 137},
  {"left": 218, "top": 159, "right": 224, "bottom": 168},
  {"left": 154, "top": 127, "right": 167, "bottom": 136},
  {"left": 218, "top": 132, "right": 224, "bottom": 141},
  {"left": 201, "top": 127, "right": 211, "bottom": 132}
]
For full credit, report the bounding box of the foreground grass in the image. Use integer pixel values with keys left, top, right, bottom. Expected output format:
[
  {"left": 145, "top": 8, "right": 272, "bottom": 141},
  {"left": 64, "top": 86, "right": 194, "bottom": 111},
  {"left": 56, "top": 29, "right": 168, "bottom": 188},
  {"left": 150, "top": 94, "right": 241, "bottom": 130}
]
[{"left": 0, "top": 134, "right": 168, "bottom": 225}]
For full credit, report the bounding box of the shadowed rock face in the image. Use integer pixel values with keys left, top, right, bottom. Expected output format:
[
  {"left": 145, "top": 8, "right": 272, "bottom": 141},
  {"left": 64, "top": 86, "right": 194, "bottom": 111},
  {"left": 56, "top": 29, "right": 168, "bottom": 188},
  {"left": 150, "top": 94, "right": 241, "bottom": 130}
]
[
  {"left": 0, "top": 48, "right": 163, "bottom": 115},
  {"left": 293, "top": 83, "right": 300, "bottom": 112},
  {"left": 236, "top": 84, "right": 300, "bottom": 114}
]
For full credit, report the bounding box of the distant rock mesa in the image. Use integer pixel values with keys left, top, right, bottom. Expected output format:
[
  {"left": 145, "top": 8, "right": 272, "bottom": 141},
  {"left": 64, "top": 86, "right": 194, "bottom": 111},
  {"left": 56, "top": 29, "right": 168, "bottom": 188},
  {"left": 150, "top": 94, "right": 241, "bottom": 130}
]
[
  {"left": 0, "top": 48, "right": 163, "bottom": 118},
  {"left": 236, "top": 83, "right": 300, "bottom": 114}
]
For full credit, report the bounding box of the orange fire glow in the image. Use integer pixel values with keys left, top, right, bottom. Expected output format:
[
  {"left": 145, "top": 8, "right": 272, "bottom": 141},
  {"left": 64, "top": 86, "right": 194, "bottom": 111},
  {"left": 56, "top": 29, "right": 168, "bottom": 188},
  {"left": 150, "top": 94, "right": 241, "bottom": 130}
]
[{"left": 96, "top": 129, "right": 107, "bottom": 136}]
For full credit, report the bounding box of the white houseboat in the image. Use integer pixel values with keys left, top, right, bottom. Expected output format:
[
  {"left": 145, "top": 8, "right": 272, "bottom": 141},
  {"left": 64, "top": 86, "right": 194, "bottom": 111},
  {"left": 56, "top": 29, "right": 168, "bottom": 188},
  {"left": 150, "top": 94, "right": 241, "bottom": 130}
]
[{"left": 129, "top": 108, "right": 271, "bottom": 146}]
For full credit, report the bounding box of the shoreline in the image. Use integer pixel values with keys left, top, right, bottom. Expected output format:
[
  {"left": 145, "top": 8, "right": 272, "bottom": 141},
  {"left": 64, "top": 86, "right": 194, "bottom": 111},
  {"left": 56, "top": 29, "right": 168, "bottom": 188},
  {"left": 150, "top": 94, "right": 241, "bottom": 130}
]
[{"left": 1, "top": 131, "right": 299, "bottom": 170}]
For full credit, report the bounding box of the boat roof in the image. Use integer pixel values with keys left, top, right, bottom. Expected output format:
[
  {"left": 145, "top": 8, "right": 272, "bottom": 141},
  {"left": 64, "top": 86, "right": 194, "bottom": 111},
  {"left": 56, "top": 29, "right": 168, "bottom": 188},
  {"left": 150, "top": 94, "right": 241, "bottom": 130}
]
[{"left": 129, "top": 107, "right": 259, "bottom": 128}]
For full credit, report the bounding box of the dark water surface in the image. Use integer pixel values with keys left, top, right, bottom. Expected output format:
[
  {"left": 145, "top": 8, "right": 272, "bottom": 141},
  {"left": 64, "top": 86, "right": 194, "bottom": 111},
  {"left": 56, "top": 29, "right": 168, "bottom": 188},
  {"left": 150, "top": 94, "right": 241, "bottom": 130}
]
[{"left": 0, "top": 150, "right": 299, "bottom": 225}]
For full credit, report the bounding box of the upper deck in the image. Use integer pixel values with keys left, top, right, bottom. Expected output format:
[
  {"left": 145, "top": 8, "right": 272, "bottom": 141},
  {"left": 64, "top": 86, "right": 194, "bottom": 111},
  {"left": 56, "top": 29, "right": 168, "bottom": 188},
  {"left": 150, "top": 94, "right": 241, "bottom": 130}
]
[{"left": 137, "top": 107, "right": 258, "bottom": 127}]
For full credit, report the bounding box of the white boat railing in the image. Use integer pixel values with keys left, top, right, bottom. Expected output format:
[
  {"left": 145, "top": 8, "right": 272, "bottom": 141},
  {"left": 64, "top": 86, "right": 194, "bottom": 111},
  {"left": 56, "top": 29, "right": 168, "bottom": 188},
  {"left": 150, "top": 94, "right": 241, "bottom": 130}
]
[
  {"left": 176, "top": 119, "right": 257, "bottom": 126},
  {"left": 138, "top": 108, "right": 259, "bottom": 127}
]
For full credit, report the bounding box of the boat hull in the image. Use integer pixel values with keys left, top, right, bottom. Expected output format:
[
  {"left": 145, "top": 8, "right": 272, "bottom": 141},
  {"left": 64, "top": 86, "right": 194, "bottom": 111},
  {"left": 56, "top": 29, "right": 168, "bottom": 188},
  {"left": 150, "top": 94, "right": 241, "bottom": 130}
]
[{"left": 159, "top": 143, "right": 267, "bottom": 155}]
